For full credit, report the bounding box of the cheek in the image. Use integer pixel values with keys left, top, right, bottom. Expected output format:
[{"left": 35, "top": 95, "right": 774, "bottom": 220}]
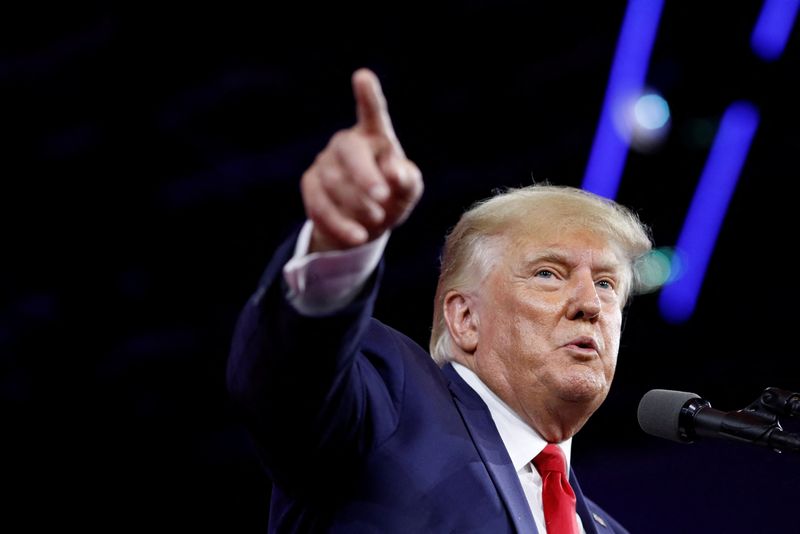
[
  {"left": 505, "top": 303, "right": 553, "bottom": 348},
  {"left": 518, "top": 289, "right": 563, "bottom": 314},
  {"left": 510, "top": 289, "right": 561, "bottom": 323},
  {"left": 481, "top": 287, "right": 543, "bottom": 334},
  {"left": 606, "top": 325, "right": 621, "bottom": 353},
  {"left": 605, "top": 304, "right": 623, "bottom": 335},
  {"left": 606, "top": 350, "right": 618, "bottom": 379},
  {"left": 603, "top": 312, "right": 622, "bottom": 374}
]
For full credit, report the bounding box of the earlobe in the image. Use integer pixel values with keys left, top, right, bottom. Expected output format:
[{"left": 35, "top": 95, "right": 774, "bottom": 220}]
[{"left": 443, "top": 290, "right": 479, "bottom": 354}]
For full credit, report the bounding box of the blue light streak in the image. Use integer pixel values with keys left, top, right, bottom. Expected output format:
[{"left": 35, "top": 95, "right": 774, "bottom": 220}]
[
  {"left": 751, "top": 0, "right": 800, "bottom": 61},
  {"left": 582, "top": 0, "right": 665, "bottom": 199},
  {"left": 659, "top": 102, "right": 760, "bottom": 323}
]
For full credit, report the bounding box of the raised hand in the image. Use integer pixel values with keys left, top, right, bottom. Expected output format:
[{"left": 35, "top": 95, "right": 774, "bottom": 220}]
[{"left": 300, "top": 69, "right": 423, "bottom": 252}]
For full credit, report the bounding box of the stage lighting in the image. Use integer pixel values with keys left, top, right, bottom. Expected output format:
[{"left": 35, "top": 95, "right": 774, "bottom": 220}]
[
  {"left": 659, "top": 102, "right": 760, "bottom": 323},
  {"left": 751, "top": 0, "right": 799, "bottom": 61},
  {"left": 627, "top": 91, "right": 671, "bottom": 152}
]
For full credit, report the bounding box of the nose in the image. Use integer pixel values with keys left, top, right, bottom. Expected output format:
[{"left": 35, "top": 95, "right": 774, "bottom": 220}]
[{"left": 566, "top": 271, "right": 602, "bottom": 321}]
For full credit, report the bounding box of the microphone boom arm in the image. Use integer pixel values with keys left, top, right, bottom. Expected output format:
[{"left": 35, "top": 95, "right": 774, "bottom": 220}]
[{"left": 682, "top": 388, "right": 800, "bottom": 454}]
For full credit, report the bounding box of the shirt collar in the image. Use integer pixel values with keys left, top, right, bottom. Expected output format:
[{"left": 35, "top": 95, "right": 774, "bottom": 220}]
[{"left": 452, "top": 362, "right": 572, "bottom": 473}]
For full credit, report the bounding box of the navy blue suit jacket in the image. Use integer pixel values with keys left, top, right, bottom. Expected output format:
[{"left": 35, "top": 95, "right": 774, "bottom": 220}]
[{"left": 227, "top": 232, "right": 629, "bottom": 533}]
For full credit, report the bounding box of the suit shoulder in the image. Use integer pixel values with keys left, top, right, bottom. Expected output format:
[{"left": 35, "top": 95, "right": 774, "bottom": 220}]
[
  {"left": 362, "top": 318, "right": 443, "bottom": 373},
  {"left": 360, "top": 317, "right": 450, "bottom": 394}
]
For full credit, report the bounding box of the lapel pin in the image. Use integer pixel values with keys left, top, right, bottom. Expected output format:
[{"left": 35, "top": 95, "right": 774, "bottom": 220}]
[{"left": 592, "top": 512, "right": 608, "bottom": 528}]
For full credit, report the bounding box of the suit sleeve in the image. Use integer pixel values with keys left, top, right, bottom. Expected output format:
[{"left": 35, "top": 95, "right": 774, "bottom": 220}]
[{"left": 226, "top": 229, "right": 403, "bottom": 496}]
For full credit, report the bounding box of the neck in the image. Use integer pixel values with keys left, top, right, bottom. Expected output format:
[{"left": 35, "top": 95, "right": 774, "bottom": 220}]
[
  {"left": 451, "top": 358, "right": 591, "bottom": 443},
  {"left": 519, "top": 400, "right": 591, "bottom": 443}
]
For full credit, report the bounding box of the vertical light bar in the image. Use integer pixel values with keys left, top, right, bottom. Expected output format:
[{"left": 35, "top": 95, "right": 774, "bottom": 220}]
[
  {"left": 582, "top": 0, "right": 665, "bottom": 199},
  {"left": 751, "top": 0, "right": 800, "bottom": 61},
  {"left": 659, "top": 102, "right": 760, "bottom": 323}
]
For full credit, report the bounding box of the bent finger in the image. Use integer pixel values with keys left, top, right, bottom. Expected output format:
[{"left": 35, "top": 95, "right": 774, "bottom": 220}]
[
  {"left": 302, "top": 170, "right": 369, "bottom": 247},
  {"left": 319, "top": 165, "right": 386, "bottom": 228},
  {"left": 333, "top": 131, "right": 391, "bottom": 202},
  {"left": 380, "top": 154, "right": 424, "bottom": 200}
]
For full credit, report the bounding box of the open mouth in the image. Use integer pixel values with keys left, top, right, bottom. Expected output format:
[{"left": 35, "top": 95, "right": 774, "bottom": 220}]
[{"left": 565, "top": 337, "right": 598, "bottom": 352}]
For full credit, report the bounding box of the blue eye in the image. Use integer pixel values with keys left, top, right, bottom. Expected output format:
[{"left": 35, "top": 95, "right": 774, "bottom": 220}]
[
  {"left": 596, "top": 280, "right": 613, "bottom": 289},
  {"left": 535, "top": 270, "right": 555, "bottom": 279}
]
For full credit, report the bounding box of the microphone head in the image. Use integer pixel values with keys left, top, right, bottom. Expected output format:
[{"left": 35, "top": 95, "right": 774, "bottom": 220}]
[{"left": 638, "top": 389, "right": 700, "bottom": 442}]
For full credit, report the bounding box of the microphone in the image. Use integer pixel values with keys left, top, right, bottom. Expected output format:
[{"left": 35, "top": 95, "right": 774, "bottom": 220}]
[{"left": 637, "top": 389, "right": 800, "bottom": 454}]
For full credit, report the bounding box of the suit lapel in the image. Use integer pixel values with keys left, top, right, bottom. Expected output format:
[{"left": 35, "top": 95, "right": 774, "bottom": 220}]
[
  {"left": 570, "top": 470, "right": 600, "bottom": 534},
  {"left": 443, "top": 364, "right": 538, "bottom": 534}
]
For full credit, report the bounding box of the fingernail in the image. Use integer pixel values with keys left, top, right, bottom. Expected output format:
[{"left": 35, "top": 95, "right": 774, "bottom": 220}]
[
  {"left": 370, "top": 204, "right": 386, "bottom": 224},
  {"left": 351, "top": 226, "right": 369, "bottom": 243},
  {"left": 369, "top": 183, "right": 390, "bottom": 201}
]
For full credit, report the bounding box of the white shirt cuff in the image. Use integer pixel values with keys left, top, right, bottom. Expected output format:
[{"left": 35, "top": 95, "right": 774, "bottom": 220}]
[{"left": 282, "top": 221, "right": 389, "bottom": 316}]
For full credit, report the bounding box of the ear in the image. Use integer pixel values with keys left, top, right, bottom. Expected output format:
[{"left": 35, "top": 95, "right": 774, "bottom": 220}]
[{"left": 443, "top": 290, "right": 479, "bottom": 354}]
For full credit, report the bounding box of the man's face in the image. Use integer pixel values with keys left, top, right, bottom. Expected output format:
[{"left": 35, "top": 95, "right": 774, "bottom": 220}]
[{"left": 470, "top": 225, "right": 626, "bottom": 439}]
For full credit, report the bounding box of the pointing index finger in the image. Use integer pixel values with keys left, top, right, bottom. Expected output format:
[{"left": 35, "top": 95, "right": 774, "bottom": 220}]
[{"left": 353, "top": 68, "right": 404, "bottom": 156}]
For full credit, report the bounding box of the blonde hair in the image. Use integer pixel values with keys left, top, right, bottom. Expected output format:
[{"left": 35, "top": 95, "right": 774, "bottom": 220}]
[{"left": 429, "top": 184, "right": 652, "bottom": 365}]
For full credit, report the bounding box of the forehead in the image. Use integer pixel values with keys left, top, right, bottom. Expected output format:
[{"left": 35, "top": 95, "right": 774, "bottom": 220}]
[{"left": 503, "top": 224, "right": 626, "bottom": 271}]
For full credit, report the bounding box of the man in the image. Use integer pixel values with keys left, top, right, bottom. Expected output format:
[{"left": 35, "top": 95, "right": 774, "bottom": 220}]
[{"left": 228, "top": 68, "right": 652, "bottom": 533}]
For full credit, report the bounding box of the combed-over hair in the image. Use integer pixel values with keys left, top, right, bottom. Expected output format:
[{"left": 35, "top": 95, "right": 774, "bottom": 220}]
[{"left": 429, "top": 184, "right": 652, "bottom": 366}]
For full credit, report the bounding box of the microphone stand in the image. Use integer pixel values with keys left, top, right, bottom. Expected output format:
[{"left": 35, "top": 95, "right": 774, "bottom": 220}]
[{"left": 714, "top": 387, "right": 800, "bottom": 454}]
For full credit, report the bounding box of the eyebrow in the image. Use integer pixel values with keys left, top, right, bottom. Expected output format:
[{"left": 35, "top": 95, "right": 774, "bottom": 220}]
[
  {"left": 522, "top": 250, "right": 570, "bottom": 267},
  {"left": 522, "top": 249, "right": 624, "bottom": 275}
]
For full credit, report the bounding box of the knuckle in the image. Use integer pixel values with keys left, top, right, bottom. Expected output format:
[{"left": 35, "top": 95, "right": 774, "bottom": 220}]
[
  {"left": 409, "top": 161, "right": 422, "bottom": 179},
  {"left": 300, "top": 169, "right": 315, "bottom": 189},
  {"left": 305, "top": 202, "right": 324, "bottom": 223},
  {"left": 311, "top": 149, "right": 329, "bottom": 168},
  {"left": 331, "top": 128, "right": 358, "bottom": 150},
  {"left": 406, "top": 164, "right": 423, "bottom": 192},
  {"left": 414, "top": 178, "right": 424, "bottom": 198},
  {"left": 300, "top": 175, "right": 318, "bottom": 203},
  {"left": 330, "top": 130, "right": 348, "bottom": 146},
  {"left": 318, "top": 167, "right": 340, "bottom": 188}
]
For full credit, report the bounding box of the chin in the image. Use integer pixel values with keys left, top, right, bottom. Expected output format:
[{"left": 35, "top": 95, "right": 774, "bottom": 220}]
[{"left": 558, "top": 372, "right": 609, "bottom": 405}]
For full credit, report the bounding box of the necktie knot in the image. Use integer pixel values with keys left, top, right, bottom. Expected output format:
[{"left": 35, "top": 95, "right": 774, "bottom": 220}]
[{"left": 533, "top": 443, "right": 568, "bottom": 475}]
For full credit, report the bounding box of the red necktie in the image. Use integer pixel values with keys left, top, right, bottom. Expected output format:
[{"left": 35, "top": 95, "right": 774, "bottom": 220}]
[{"left": 532, "top": 444, "right": 580, "bottom": 534}]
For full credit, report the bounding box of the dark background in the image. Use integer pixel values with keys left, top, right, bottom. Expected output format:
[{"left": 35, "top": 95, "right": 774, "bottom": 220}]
[{"left": 3, "top": 2, "right": 799, "bottom": 531}]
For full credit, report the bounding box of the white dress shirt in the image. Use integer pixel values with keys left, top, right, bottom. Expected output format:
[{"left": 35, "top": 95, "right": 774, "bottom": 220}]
[
  {"left": 452, "top": 362, "right": 586, "bottom": 534},
  {"left": 283, "top": 221, "right": 388, "bottom": 315},
  {"left": 283, "top": 221, "right": 586, "bottom": 533}
]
